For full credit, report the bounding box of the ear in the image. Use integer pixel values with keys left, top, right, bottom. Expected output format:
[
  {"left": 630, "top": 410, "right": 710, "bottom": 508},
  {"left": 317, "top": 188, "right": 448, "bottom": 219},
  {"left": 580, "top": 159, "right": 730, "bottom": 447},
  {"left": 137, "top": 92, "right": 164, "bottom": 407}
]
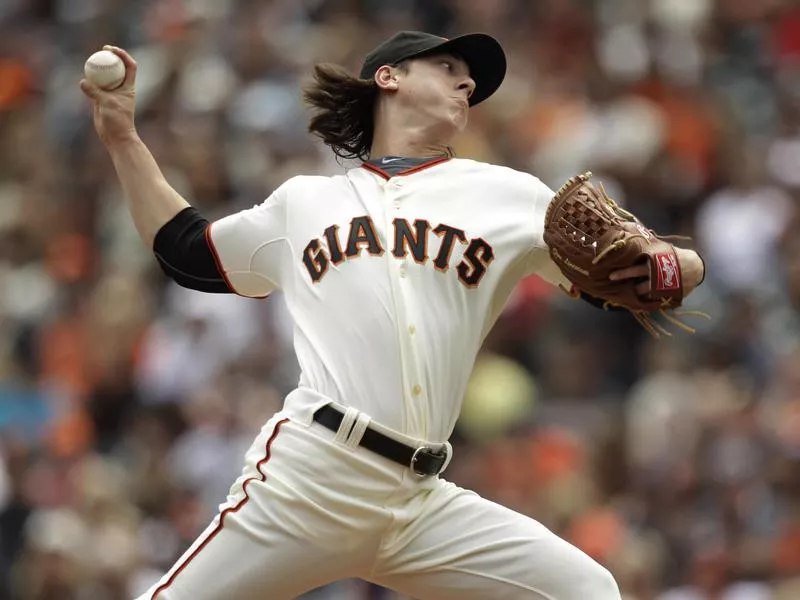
[{"left": 375, "top": 65, "right": 401, "bottom": 92}]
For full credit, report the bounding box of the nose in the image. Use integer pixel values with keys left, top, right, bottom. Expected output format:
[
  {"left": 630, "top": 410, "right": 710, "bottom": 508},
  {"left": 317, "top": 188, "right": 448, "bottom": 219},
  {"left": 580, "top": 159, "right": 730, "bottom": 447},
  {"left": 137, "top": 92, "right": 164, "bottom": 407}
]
[{"left": 459, "top": 76, "right": 476, "bottom": 100}]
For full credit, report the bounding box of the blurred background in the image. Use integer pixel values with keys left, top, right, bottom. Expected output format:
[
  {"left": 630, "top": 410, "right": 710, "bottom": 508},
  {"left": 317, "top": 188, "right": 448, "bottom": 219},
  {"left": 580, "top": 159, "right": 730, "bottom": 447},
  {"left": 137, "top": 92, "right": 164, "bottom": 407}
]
[{"left": 1, "top": 0, "right": 800, "bottom": 598}]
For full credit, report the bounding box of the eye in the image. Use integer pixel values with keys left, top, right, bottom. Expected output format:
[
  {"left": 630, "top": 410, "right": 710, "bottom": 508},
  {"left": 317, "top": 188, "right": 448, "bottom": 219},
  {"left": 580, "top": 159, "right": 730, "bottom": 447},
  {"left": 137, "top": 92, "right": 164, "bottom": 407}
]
[{"left": 441, "top": 60, "right": 453, "bottom": 71}]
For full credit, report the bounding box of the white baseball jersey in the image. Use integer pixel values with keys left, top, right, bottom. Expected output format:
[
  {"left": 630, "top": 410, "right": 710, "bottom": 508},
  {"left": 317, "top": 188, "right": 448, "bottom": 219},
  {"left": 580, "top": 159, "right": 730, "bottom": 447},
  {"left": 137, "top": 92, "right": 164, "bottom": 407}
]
[
  {"left": 208, "top": 157, "right": 567, "bottom": 443},
  {"left": 139, "top": 157, "right": 622, "bottom": 600}
]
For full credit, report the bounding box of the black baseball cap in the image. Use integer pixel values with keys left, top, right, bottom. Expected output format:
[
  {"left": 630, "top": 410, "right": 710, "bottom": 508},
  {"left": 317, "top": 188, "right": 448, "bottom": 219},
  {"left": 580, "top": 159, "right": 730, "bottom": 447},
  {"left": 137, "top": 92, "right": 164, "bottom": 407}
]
[{"left": 359, "top": 31, "right": 506, "bottom": 106}]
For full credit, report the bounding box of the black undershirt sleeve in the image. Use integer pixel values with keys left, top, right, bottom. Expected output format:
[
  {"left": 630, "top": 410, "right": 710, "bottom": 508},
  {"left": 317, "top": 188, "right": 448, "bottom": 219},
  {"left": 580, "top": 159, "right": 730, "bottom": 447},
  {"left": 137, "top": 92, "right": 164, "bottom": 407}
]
[{"left": 152, "top": 207, "right": 233, "bottom": 294}]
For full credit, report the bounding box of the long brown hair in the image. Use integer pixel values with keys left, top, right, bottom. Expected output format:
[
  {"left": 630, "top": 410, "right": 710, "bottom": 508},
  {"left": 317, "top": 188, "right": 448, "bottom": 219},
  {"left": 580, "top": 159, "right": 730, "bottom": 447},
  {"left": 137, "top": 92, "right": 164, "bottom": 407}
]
[{"left": 303, "top": 63, "right": 391, "bottom": 161}]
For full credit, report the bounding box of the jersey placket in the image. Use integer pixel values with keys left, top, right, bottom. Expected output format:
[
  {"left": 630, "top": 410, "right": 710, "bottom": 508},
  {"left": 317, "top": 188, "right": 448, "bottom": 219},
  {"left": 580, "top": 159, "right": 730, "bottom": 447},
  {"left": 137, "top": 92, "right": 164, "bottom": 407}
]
[{"left": 383, "top": 176, "right": 427, "bottom": 439}]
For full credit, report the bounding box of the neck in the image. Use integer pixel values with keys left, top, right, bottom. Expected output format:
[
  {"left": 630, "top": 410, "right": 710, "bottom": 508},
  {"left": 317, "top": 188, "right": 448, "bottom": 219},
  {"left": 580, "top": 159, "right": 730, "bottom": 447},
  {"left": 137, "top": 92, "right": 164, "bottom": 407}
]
[
  {"left": 370, "top": 130, "right": 451, "bottom": 160},
  {"left": 369, "top": 107, "right": 453, "bottom": 160}
]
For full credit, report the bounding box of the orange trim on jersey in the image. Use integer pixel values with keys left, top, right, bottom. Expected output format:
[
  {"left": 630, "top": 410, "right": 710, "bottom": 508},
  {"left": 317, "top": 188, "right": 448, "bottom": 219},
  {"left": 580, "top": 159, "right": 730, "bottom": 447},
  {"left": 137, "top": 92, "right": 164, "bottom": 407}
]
[
  {"left": 150, "top": 418, "right": 290, "bottom": 599},
  {"left": 360, "top": 156, "right": 451, "bottom": 180},
  {"left": 397, "top": 155, "right": 451, "bottom": 176},
  {"left": 204, "top": 223, "right": 268, "bottom": 299},
  {"left": 361, "top": 162, "right": 393, "bottom": 180},
  {"left": 205, "top": 223, "right": 236, "bottom": 293}
]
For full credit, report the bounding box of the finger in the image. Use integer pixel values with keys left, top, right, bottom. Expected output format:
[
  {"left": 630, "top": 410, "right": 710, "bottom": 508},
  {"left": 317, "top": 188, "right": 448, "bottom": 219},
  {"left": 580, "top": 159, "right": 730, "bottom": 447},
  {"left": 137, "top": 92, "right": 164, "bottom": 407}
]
[
  {"left": 103, "top": 44, "right": 137, "bottom": 88},
  {"left": 79, "top": 78, "right": 103, "bottom": 101},
  {"left": 609, "top": 265, "right": 649, "bottom": 281}
]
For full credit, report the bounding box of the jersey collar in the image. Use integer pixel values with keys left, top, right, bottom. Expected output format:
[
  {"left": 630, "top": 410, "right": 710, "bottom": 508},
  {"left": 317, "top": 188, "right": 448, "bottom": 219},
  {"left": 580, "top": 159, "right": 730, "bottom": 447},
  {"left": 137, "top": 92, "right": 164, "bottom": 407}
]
[{"left": 361, "top": 155, "right": 451, "bottom": 180}]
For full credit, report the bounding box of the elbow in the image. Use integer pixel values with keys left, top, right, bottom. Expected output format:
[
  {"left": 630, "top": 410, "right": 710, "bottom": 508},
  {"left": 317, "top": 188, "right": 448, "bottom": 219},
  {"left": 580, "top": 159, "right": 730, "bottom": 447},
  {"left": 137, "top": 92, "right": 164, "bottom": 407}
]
[{"left": 153, "top": 208, "right": 233, "bottom": 294}]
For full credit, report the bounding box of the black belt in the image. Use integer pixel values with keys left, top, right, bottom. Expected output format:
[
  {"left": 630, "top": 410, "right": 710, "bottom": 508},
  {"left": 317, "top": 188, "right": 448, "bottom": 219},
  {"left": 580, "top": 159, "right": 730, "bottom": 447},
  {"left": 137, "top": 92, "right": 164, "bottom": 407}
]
[{"left": 312, "top": 404, "right": 448, "bottom": 477}]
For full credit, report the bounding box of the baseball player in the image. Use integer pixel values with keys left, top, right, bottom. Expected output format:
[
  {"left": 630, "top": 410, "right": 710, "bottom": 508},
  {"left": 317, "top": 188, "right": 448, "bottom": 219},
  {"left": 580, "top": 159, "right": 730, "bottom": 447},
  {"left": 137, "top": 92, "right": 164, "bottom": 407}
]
[{"left": 80, "top": 31, "right": 705, "bottom": 600}]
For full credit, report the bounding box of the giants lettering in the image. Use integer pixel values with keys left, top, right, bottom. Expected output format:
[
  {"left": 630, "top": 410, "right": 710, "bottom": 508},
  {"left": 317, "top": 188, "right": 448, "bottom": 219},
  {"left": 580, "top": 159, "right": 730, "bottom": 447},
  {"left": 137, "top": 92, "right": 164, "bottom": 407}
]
[
  {"left": 345, "top": 216, "right": 384, "bottom": 258},
  {"left": 432, "top": 224, "right": 467, "bottom": 272},
  {"left": 303, "top": 215, "right": 383, "bottom": 283},
  {"left": 302, "top": 239, "right": 329, "bottom": 283},
  {"left": 302, "top": 217, "right": 495, "bottom": 287},
  {"left": 393, "top": 218, "right": 429, "bottom": 264},
  {"left": 456, "top": 238, "right": 495, "bottom": 287}
]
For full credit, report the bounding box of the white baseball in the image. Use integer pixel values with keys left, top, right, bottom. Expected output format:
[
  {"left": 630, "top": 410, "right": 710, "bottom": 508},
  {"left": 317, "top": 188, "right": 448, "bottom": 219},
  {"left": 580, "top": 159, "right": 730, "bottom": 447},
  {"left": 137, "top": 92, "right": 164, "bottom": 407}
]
[{"left": 84, "top": 50, "right": 126, "bottom": 90}]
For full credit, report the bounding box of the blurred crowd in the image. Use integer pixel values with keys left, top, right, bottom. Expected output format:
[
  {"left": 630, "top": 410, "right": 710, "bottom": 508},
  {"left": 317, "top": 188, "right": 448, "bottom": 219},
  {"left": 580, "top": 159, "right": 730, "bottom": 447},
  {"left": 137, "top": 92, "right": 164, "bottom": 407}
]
[{"left": 1, "top": 0, "right": 800, "bottom": 598}]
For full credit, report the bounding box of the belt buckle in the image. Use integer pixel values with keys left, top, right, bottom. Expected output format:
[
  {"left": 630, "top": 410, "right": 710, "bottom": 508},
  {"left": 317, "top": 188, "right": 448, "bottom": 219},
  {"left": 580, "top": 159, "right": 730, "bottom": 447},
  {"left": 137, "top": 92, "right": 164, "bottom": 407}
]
[
  {"left": 410, "top": 446, "right": 447, "bottom": 478},
  {"left": 410, "top": 447, "right": 428, "bottom": 478}
]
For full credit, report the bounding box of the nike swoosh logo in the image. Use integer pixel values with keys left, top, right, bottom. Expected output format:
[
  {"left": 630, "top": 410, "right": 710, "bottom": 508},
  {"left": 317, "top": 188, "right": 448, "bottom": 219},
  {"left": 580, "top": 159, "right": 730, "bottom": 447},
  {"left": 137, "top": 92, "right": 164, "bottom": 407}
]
[{"left": 381, "top": 157, "right": 403, "bottom": 164}]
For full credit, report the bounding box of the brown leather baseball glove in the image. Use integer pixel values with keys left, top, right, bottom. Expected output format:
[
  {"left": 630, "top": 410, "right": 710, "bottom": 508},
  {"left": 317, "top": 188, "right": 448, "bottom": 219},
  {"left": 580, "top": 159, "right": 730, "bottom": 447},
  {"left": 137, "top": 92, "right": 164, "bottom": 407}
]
[{"left": 542, "top": 172, "right": 704, "bottom": 337}]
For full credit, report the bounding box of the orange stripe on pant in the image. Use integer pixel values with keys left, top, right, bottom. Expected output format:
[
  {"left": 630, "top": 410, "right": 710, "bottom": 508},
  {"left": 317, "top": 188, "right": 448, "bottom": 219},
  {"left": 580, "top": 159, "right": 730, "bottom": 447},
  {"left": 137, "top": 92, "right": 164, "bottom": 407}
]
[{"left": 150, "top": 418, "right": 289, "bottom": 599}]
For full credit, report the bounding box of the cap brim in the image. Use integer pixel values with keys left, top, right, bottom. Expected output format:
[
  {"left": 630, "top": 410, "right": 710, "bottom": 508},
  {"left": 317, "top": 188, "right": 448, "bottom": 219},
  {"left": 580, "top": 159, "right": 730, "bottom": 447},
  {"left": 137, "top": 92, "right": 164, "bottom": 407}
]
[{"left": 416, "top": 33, "right": 506, "bottom": 106}]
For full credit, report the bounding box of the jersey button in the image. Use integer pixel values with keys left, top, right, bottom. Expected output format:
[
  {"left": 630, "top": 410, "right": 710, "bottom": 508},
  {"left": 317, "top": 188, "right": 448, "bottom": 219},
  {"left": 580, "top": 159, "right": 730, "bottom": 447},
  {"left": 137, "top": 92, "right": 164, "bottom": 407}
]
[
  {"left": 409, "top": 325, "right": 416, "bottom": 335},
  {"left": 412, "top": 384, "right": 422, "bottom": 396},
  {"left": 399, "top": 262, "right": 408, "bottom": 278}
]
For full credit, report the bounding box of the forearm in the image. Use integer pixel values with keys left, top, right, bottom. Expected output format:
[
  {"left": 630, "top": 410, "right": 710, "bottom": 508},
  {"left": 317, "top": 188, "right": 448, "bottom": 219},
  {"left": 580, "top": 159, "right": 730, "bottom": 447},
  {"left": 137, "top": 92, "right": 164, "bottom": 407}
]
[{"left": 107, "top": 135, "right": 190, "bottom": 248}]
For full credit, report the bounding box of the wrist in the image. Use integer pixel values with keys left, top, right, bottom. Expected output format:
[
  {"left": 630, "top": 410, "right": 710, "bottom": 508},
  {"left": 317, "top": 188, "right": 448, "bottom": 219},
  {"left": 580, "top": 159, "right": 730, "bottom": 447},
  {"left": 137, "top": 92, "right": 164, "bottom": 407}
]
[
  {"left": 675, "top": 247, "right": 705, "bottom": 292},
  {"left": 105, "top": 131, "right": 142, "bottom": 150}
]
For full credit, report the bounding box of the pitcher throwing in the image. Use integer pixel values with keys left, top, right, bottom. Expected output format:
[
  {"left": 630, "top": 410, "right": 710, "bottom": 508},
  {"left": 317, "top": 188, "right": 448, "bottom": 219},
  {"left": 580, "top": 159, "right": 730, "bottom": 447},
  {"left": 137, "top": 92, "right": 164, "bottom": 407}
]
[{"left": 80, "top": 31, "right": 705, "bottom": 599}]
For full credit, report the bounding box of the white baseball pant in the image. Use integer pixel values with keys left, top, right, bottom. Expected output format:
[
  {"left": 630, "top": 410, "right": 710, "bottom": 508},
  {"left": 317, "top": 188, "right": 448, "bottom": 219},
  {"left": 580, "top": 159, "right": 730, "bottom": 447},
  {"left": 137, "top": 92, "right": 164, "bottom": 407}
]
[{"left": 135, "top": 408, "right": 620, "bottom": 600}]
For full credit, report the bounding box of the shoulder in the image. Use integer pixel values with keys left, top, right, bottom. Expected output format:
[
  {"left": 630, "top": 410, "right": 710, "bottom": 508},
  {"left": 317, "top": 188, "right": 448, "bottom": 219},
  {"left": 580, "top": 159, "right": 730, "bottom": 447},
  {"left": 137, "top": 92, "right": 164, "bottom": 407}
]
[
  {"left": 260, "top": 174, "right": 347, "bottom": 208},
  {"left": 450, "top": 159, "right": 554, "bottom": 199},
  {"left": 451, "top": 159, "right": 551, "bottom": 187},
  {"left": 277, "top": 173, "right": 344, "bottom": 194}
]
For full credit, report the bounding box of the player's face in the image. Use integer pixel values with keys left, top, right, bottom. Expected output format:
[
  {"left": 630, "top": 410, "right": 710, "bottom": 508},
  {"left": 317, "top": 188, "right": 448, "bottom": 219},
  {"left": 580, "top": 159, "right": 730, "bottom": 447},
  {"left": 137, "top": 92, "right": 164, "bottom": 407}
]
[{"left": 395, "top": 54, "right": 476, "bottom": 133}]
